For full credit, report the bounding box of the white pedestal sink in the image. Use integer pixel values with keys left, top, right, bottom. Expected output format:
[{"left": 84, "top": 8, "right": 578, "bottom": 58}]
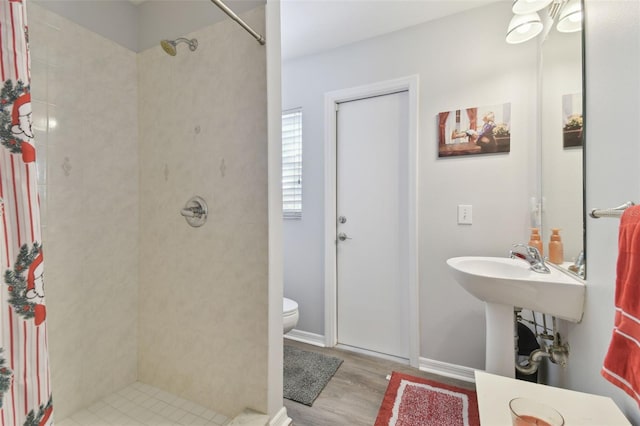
[{"left": 446, "top": 256, "right": 585, "bottom": 378}]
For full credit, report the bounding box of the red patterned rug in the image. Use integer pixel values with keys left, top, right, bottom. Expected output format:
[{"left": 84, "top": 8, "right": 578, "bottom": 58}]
[{"left": 375, "top": 372, "right": 480, "bottom": 426}]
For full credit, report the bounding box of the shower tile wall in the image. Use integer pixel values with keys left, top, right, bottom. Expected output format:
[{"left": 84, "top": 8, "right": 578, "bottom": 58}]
[
  {"left": 27, "top": 2, "right": 268, "bottom": 420},
  {"left": 29, "top": 3, "right": 140, "bottom": 420},
  {"left": 137, "top": 7, "right": 268, "bottom": 419}
]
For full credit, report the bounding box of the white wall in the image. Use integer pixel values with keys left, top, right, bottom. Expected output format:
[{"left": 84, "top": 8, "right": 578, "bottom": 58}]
[
  {"left": 282, "top": 2, "right": 539, "bottom": 369},
  {"left": 137, "top": 7, "right": 269, "bottom": 418},
  {"left": 29, "top": 3, "right": 140, "bottom": 419},
  {"left": 562, "top": 0, "right": 640, "bottom": 423},
  {"left": 266, "top": 0, "right": 286, "bottom": 420}
]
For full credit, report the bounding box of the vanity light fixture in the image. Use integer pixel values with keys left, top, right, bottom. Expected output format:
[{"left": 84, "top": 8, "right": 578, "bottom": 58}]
[
  {"left": 556, "top": 0, "right": 582, "bottom": 33},
  {"left": 506, "top": 0, "right": 582, "bottom": 44},
  {"left": 512, "top": 0, "right": 553, "bottom": 14},
  {"left": 506, "top": 12, "right": 544, "bottom": 44}
]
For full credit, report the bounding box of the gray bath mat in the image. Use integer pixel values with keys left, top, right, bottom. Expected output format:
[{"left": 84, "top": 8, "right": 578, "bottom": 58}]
[{"left": 283, "top": 345, "right": 343, "bottom": 406}]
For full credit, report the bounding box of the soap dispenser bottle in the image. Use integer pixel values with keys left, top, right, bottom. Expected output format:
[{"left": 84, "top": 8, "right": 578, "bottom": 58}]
[
  {"left": 528, "top": 228, "right": 543, "bottom": 256},
  {"left": 549, "top": 228, "right": 564, "bottom": 265}
]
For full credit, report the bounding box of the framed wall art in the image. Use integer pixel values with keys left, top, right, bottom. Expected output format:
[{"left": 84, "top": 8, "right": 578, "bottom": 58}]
[{"left": 438, "top": 102, "right": 511, "bottom": 158}]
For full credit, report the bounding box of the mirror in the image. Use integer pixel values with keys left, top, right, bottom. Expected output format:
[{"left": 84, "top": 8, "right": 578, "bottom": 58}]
[{"left": 539, "top": 3, "right": 584, "bottom": 278}]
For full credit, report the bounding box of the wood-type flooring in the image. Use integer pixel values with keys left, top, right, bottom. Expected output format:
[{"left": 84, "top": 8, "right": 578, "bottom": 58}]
[{"left": 283, "top": 339, "right": 476, "bottom": 426}]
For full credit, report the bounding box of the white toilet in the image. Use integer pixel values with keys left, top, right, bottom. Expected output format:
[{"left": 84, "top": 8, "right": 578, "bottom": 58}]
[{"left": 283, "top": 297, "right": 299, "bottom": 334}]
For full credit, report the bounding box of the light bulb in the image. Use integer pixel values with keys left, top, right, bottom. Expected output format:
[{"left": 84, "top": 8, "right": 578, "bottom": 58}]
[
  {"left": 557, "top": 0, "right": 583, "bottom": 33},
  {"left": 517, "top": 23, "right": 532, "bottom": 34},
  {"left": 506, "top": 12, "right": 543, "bottom": 44}
]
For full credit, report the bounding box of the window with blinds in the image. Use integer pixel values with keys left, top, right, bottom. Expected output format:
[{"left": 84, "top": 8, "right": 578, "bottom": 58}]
[{"left": 282, "top": 109, "right": 303, "bottom": 219}]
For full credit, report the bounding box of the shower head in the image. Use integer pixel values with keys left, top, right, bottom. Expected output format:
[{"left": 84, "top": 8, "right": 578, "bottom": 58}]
[
  {"left": 160, "top": 40, "right": 177, "bottom": 56},
  {"left": 160, "top": 38, "right": 198, "bottom": 56}
]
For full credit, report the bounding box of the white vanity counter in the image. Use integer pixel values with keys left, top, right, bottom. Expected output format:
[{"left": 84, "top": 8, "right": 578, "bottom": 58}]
[{"left": 475, "top": 371, "right": 630, "bottom": 425}]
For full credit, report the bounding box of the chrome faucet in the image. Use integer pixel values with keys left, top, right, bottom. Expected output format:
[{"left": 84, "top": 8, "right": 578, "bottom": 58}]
[
  {"left": 568, "top": 250, "right": 585, "bottom": 279},
  {"left": 509, "top": 244, "right": 551, "bottom": 273}
]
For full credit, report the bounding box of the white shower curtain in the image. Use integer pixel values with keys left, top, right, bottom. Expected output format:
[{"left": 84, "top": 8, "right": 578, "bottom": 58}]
[{"left": 0, "top": 0, "right": 54, "bottom": 425}]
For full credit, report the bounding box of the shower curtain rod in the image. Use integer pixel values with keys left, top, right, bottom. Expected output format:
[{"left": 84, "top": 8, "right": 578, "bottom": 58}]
[{"left": 210, "top": 0, "right": 266, "bottom": 45}]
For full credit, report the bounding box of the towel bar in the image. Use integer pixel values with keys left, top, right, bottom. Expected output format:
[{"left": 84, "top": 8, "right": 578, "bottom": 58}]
[{"left": 589, "top": 201, "right": 635, "bottom": 219}]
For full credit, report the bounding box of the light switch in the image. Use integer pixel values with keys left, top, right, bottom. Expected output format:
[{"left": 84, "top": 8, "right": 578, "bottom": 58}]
[{"left": 458, "top": 204, "right": 472, "bottom": 225}]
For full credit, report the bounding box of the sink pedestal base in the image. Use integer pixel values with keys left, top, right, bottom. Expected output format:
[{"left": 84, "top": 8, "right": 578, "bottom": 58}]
[{"left": 485, "top": 302, "right": 515, "bottom": 378}]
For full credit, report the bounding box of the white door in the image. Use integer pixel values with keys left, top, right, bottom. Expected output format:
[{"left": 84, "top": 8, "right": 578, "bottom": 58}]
[{"left": 336, "top": 91, "right": 410, "bottom": 359}]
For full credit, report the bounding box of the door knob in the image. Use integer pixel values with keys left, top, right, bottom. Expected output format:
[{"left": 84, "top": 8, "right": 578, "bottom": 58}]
[
  {"left": 337, "top": 232, "right": 352, "bottom": 241},
  {"left": 338, "top": 216, "right": 347, "bottom": 224}
]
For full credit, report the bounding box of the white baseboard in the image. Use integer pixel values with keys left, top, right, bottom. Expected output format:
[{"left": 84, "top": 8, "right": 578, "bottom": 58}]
[
  {"left": 269, "top": 407, "right": 291, "bottom": 426},
  {"left": 284, "top": 331, "right": 478, "bottom": 384},
  {"left": 419, "top": 357, "right": 478, "bottom": 383},
  {"left": 336, "top": 344, "right": 410, "bottom": 365},
  {"left": 284, "top": 329, "right": 326, "bottom": 347}
]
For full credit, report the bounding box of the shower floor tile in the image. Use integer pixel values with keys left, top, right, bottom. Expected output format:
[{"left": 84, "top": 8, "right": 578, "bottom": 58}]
[{"left": 57, "top": 382, "right": 229, "bottom": 426}]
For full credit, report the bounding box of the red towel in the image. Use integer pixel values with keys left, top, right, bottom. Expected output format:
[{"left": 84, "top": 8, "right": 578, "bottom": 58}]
[{"left": 602, "top": 205, "right": 640, "bottom": 405}]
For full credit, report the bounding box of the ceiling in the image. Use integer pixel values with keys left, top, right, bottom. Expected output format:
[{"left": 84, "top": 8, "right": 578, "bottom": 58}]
[
  {"left": 128, "top": 0, "right": 502, "bottom": 59},
  {"left": 279, "top": 0, "right": 501, "bottom": 60}
]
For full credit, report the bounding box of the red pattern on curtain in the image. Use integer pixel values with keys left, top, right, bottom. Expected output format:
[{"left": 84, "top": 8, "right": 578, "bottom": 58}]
[{"left": 0, "top": 1, "right": 54, "bottom": 425}]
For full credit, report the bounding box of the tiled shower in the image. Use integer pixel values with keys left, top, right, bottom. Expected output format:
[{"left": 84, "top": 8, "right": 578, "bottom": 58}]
[
  {"left": 28, "top": 2, "right": 269, "bottom": 422},
  {"left": 57, "top": 382, "right": 228, "bottom": 426}
]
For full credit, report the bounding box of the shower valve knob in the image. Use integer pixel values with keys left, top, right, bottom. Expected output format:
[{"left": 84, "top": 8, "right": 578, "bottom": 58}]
[{"left": 181, "top": 196, "right": 208, "bottom": 228}]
